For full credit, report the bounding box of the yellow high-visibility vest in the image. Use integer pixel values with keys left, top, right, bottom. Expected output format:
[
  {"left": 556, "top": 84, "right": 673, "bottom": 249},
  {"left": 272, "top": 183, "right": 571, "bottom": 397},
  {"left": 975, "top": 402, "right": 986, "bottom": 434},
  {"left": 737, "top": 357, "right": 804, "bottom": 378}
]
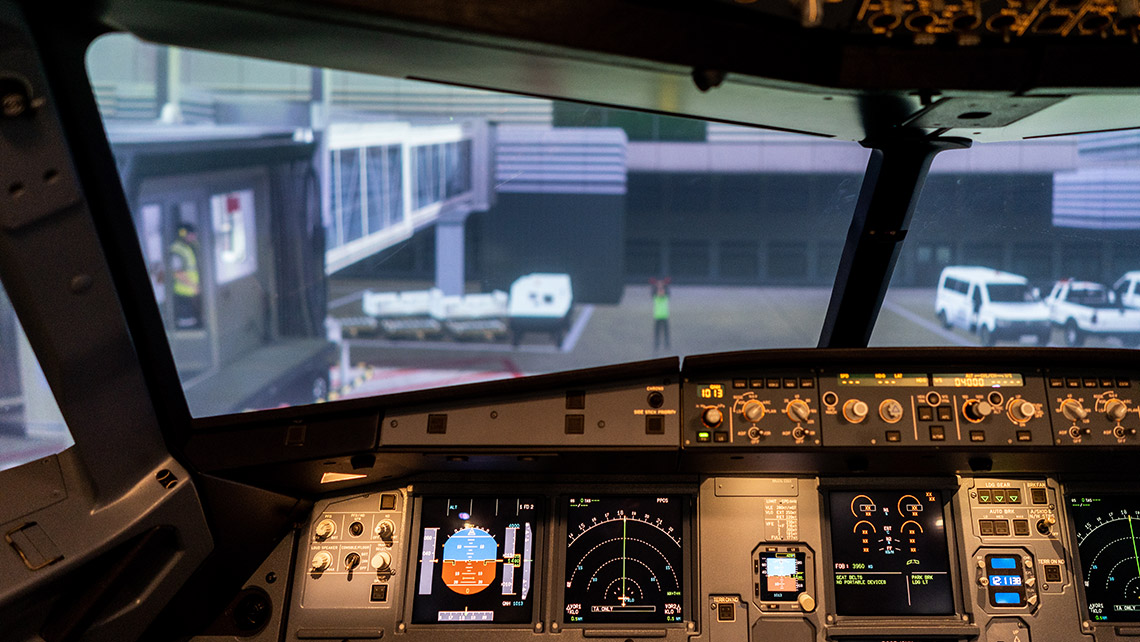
[{"left": 170, "top": 239, "right": 200, "bottom": 297}]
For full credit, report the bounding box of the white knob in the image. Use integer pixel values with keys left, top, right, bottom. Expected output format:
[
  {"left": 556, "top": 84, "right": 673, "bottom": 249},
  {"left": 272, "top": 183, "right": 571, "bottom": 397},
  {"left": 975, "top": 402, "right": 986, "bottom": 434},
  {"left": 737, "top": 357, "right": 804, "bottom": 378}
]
[
  {"left": 742, "top": 400, "right": 765, "bottom": 423},
  {"left": 371, "top": 551, "right": 392, "bottom": 571},
  {"left": 314, "top": 519, "right": 336, "bottom": 540},
  {"left": 787, "top": 399, "right": 811, "bottom": 423},
  {"left": 311, "top": 551, "right": 333, "bottom": 572},
  {"left": 843, "top": 399, "right": 869, "bottom": 423},
  {"left": 797, "top": 592, "right": 816, "bottom": 612}
]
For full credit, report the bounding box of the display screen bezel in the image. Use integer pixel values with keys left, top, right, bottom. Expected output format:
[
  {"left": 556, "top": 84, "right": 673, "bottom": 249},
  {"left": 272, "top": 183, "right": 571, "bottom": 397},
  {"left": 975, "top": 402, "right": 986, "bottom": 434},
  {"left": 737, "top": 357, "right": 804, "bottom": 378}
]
[
  {"left": 820, "top": 479, "right": 964, "bottom": 622},
  {"left": 409, "top": 494, "right": 544, "bottom": 626},
  {"left": 758, "top": 550, "right": 807, "bottom": 602},
  {"left": 556, "top": 493, "right": 695, "bottom": 629},
  {"left": 1065, "top": 492, "right": 1140, "bottom": 623}
]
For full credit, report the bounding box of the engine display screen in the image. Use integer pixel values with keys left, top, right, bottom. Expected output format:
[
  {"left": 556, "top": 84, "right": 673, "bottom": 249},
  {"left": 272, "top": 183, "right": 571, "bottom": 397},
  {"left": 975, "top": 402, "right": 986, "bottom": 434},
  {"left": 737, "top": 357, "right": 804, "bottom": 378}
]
[
  {"left": 563, "top": 496, "right": 684, "bottom": 624},
  {"left": 413, "top": 496, "right": 539, "bottom": 623},
  {"left": 829, "top": 490, "right": 955, "bottom": 616},
  {"left": 1068, "top": 495, "right": 1140, "bottom": 622},
  {"left": 759, "top": 551, "right": 806, "bottom": 602}
]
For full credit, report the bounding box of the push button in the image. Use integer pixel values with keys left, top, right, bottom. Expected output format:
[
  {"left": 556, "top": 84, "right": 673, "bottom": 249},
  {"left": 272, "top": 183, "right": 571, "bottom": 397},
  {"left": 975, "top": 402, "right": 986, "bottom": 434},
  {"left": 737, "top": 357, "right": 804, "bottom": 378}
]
[
  {"left": 970, "top": 430, "right": 986, "bottom": 442},
  {"left": 1030, "top": 488, "right": 1048, "bottom": 505},
  {"left": 929, "top": 425, "right": 945, "bottom": 441},
  {"left": 938, "top": 407, "right": 953, "bottom": 421},
  {"left": 1043, "top": 565, "right": 1062, "bottom": 582},
  {"left": 918, "top": 406, "right": 934, "bottom": 422},
  {"left": 714, "top": 431, "right": 729, "bottom": 443},
  {"left": 1013, "top": 519, "right": 1030, "bottom": 536},
  {"left": 993, "top": 519, "right": 1011, "bottom": 536},
  {"left": 885, "top": 430, "right": 901, "bottom": 442},
  {"left": 979, "top": 520, "right": 995, "bottom": 536}
]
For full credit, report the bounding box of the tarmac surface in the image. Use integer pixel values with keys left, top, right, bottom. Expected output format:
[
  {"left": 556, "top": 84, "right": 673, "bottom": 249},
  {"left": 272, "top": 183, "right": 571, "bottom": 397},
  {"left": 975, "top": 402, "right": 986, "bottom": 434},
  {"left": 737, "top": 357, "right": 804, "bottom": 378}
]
[{"left": 328, "top": 282, "right": 1134, "bottom": 397}]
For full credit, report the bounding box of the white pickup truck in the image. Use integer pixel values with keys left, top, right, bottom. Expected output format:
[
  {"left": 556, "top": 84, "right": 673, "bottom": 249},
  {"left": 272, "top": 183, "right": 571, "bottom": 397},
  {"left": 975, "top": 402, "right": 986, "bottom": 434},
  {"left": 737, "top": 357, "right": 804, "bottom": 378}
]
[{"left": 1046, "top": 279, "right": 1140, "bottom": 347}]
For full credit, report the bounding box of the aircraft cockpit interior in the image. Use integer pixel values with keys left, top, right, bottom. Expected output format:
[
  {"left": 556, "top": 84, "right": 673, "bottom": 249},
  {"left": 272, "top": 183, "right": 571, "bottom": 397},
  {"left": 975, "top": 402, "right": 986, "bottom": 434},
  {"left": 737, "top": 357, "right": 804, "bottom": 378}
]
[{"left": 6, "top": 2, "right": 1140, "bottom": 641}]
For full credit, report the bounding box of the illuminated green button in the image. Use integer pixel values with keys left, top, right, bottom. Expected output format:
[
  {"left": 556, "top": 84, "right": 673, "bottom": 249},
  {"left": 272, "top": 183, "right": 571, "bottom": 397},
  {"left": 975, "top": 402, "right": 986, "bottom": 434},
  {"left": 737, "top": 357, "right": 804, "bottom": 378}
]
[
  {"left": 697, "top": 431, "right": 711, "bottom": 443},
  {"left": 978, "top": 489, "right": 992, "bottom": 504}
]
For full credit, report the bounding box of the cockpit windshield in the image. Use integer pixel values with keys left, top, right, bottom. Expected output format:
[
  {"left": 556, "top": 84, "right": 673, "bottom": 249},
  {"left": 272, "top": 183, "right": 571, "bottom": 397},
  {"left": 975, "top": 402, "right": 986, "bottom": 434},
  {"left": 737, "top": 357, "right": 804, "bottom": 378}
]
[{"left": 86, "top": 33, "right": 1140, "bottom": 418}]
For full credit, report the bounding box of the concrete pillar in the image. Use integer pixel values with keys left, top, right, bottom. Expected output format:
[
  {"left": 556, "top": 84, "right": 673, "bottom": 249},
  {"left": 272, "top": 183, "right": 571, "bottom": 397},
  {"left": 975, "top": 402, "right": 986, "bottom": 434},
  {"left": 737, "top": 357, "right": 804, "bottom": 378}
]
[{"left": 435, "top": 209, "right": 470, "bottom": 296}]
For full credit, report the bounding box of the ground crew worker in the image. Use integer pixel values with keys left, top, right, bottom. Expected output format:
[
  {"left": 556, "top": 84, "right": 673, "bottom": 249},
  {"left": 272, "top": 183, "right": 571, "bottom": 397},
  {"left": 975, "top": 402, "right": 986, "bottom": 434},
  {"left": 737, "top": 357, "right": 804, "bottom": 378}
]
[
  {"left": 651, "top": 277, "right": 671, "bottom": 350},
  {"left": 170, "top": 223, "right": 202, "bottom": 329}
]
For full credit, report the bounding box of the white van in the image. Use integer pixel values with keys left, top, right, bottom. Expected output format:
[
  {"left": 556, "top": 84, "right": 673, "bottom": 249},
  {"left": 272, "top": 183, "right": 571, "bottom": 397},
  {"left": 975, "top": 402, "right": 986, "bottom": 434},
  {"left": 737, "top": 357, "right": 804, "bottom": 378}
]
[
  {"left": 934, "top": 266, "right": 1050, "bottom": 346},
  {"left": 1113, "top": 271, "right": 1140, "bottom": 309}
]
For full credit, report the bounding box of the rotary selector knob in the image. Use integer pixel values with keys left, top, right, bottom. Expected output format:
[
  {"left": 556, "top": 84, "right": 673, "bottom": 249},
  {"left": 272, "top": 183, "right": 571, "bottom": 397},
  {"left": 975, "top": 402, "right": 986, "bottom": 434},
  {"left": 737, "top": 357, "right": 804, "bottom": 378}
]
[
  {"left": 310, "top": 551, "right": 333, "bottom": 572},
  {"left": 375, "top": 519, "right": 395, "bottom": 539},
  {"left": 742, "top": 400, "right": 765, "bottom": 423},
  {"left": 786, "top": 399, "right": 811, "bottom": 423},
  {"left": 702, "top": 407, "right": 724, "bottom": 428},
  {"left": 879, "top": 399, "right": 904, "bottom": 424},
  {"left": 371, "top": 551, "right": 392, "bottom": 572},
  {"left": 1061, "top": 399, "right": 1089, "bottom": 422},
  {"left": 963, "top": 400, "right": 993, "bottom": 422},
  {"left": 1106, "top": 399, "right": 1129, "bottom": 422},
  {"left": 797, "top": 592, "right": 817, "bottom": 612},
  {"left": 791, "top": 426, "right": 806, "bottom": 440},
  {"left": 843, "top": 399, "right": 869, "bottom": 423},
  {"left": 1007, "top": 399, "right": 1036, "bottom": 423},
  {"left": 314, "top": 519, "right": 336, "bottom": 540}
]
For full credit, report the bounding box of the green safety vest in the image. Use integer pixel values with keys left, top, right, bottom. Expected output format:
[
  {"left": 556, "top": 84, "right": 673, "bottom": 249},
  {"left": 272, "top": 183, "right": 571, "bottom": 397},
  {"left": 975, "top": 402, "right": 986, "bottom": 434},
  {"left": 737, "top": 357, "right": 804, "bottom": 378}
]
[
  {"left": 170, "top": 239, "right": 201, "bottom": 297},
  {"left": 653, "top": 294, "right": 670, "bottom": 320}
]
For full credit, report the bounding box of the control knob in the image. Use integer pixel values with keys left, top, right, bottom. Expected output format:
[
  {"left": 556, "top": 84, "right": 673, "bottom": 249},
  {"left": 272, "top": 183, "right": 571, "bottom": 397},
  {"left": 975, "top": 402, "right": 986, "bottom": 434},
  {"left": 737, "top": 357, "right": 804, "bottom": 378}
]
[
  {"left": 314, "top": 519, "right": 336, "bottom": 540},
  {"left": 702, "top": 407, "right": 724, "bottom": 428},
  {"left": 742, "top": 400, "right": 765, "bottom": 423},
  {"left": 344, "top": 552, "right": 361, "bottom": 571},
  {"left": 375, "top": 519, "right": 395, "bottom": 539},
  {"left": 1106, "top": 398, "right": 1129, "bottom": 422},
  {"left": 371, "top": 551, "right": 392, "bottom": 572},
  {"left": 963, "top": 400, "right": 993, "bottom": 422},
  {"left": 1007, "top": 399, "right": 1036, "bottom": 423},
  {"left": 842, "top": 399, "right": 869, "bottom": 423},
  {"left": 879, "top": 399, "right": 903, "bottom": 424},
  {"left": 786, "top": 399, "right": 811, "bottom": 423},
  {"left": 310, "top": 551, "right": 333, "bottom": 573},
  {"left": 1061, "top": 399, "right": 1089, "bottom": 422}
]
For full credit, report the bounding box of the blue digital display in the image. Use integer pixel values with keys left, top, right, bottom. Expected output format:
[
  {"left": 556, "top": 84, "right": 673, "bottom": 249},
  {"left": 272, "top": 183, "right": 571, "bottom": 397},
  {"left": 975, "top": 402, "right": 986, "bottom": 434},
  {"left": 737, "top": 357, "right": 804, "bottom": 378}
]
[
  {"left": 989, "top": 575, "right": 1023, "bottom": 587},
  {"left": 993, "top": 592, "right": 1024, "bottom": 605},
  {"left": 990, "top": 557, "right": 1018, "bottom": 570}
]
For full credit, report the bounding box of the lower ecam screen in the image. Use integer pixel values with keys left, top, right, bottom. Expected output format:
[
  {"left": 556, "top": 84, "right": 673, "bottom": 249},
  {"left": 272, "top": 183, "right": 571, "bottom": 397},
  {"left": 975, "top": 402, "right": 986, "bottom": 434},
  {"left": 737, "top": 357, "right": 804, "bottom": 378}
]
[{"left": 829, "top": 490, "right": 955, "bottom": 616}]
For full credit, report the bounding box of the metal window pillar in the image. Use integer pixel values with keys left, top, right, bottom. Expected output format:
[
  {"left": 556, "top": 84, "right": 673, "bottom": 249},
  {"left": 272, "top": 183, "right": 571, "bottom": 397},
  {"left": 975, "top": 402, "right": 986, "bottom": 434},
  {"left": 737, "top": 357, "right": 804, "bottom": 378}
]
[
  {"left": 818, "top": 134, "right": 970, "bottom": 348},
  {"left": 435, "top": 208, "right": 470, "bottom": 296}
]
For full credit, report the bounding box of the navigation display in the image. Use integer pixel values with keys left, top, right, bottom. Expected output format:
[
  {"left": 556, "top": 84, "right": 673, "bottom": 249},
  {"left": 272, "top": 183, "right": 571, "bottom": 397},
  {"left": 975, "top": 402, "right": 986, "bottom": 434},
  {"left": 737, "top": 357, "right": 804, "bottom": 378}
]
[
  {"left": 563, "top": 496, "right": 684, "bottom": 624},
  {"left": 829, "top": 490, "right": 955, "bottom": 616},
  {"left": 1068, "top": 495, "right": 1140, "bottom": 622},
  {"left": 413, "top": 496, "right": 539, "bottom": 623}
]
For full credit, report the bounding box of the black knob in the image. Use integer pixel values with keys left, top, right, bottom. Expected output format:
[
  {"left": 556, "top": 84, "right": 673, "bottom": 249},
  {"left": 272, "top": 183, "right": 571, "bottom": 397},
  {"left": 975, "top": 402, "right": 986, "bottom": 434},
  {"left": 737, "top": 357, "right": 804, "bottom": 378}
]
[{"left": 345, "top": 552, "right": 361, "bottom": 570}]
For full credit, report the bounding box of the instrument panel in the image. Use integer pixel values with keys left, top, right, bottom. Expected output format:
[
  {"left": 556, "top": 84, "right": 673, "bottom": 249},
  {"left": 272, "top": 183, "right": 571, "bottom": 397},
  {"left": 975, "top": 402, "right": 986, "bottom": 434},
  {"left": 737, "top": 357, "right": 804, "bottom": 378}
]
[
  {"left": 268, "top": 351, "right": 1140, "bottom": 642},
  {"left": 282, "top": 477, "right": 1140, "bottom": 642}
]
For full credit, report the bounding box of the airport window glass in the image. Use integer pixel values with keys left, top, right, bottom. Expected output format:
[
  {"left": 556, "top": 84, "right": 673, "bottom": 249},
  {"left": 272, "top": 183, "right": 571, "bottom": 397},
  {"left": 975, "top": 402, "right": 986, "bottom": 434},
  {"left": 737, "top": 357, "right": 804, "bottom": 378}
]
[
  {"left": 0, "top": 284, "right": 72, "bottom": 471},
  {"left": 86, "top": 33, "right": 862, "bottom": 417},
  {"left": 872, "top": 133, "right": 1140, "bottom": 349}
]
